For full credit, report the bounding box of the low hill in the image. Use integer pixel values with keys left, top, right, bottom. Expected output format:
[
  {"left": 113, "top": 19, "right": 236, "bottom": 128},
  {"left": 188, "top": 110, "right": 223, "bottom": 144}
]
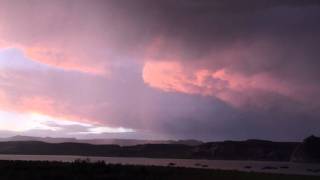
[{"left": 0, "top": 135, "right": 202, "bottom": 146}]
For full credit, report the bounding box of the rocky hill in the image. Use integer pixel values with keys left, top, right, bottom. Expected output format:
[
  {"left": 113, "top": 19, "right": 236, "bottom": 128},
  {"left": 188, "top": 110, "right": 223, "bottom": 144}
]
[{"left": 291, "top": 135, "right": 320, "bottom": 163}]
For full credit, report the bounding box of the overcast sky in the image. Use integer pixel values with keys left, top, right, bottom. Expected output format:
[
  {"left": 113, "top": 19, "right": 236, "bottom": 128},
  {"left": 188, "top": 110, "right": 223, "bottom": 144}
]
[{"left": 0, "top": 0, "right": 320, "bottom": 141}]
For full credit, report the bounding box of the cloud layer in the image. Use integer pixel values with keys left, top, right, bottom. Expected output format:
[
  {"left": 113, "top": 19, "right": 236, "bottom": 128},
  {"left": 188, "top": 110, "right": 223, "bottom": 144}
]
[{"left": 0, "top": 0, "right": 320, "bottom": 140}]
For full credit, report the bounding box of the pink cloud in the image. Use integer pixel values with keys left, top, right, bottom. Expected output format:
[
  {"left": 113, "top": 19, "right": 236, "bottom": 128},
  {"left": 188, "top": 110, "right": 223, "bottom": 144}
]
[
  {"left": 0, "top": 38, "right": 109, "bottom": 75},
  {"left": 0, "top": 92, "right": 93, "bottom": 125},
  {"left": 0, "top": 0, "right": 138, "bottom": 76},
  {"left": 143, "top": 61, "right": 227, "bottom": 95},
  {"left": 142, "top": 37, "right": 315, "bottom": 108},
  {"left": 23, "top": 46, "right": 107, "bottom": 75}
]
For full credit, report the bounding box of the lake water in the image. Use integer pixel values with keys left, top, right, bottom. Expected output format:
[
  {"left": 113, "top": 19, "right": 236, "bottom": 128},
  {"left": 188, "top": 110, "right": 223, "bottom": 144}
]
[{"left": 0, "top": 154, "right": 319, "bottom": 176}]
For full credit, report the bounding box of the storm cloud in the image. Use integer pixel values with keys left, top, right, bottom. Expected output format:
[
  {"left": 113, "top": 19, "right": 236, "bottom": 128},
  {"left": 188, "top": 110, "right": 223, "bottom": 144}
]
[{"left": 0, "top": 0, "right": 320, "bottom": 141}]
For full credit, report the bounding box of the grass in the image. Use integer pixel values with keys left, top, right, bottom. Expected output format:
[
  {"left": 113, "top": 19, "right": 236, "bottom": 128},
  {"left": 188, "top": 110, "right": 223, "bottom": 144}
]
[{"left": 0, "top": 160, "right": 317, "bottom": 180}]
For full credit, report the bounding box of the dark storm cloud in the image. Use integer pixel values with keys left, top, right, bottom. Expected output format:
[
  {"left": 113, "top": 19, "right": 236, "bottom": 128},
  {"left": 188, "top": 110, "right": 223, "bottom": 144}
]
[{"left": 136, "top": 0, "right": 320, "bottom": 77}]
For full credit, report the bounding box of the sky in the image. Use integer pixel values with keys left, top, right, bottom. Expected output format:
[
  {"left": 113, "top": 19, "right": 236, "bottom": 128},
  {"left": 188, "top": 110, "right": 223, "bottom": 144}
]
[{"left": 0, "top": 0, "right": 320, "bottom": 141}]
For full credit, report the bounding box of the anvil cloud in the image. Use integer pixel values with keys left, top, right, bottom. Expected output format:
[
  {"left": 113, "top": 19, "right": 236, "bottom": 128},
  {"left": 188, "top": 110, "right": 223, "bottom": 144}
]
[{"left": 0, "top": 0, "right": 320, "bottom": 140}]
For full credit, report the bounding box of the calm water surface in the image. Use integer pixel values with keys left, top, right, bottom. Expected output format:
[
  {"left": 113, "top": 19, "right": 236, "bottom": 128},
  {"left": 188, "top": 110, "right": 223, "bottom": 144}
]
[{"left": 0, "top": 154, "right": 319, "bottom": 176}]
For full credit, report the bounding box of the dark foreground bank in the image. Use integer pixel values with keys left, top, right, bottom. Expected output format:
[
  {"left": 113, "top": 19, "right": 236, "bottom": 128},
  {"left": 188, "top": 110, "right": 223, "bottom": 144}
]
[{"left": 0, "top": 160, "right": 317, "bottom": 180}]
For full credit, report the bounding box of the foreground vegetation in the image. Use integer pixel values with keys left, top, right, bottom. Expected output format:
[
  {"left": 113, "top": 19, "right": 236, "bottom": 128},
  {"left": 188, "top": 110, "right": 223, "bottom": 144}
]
[{"left": 0, "top": 160, "right": 317, "bottom": 180}]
